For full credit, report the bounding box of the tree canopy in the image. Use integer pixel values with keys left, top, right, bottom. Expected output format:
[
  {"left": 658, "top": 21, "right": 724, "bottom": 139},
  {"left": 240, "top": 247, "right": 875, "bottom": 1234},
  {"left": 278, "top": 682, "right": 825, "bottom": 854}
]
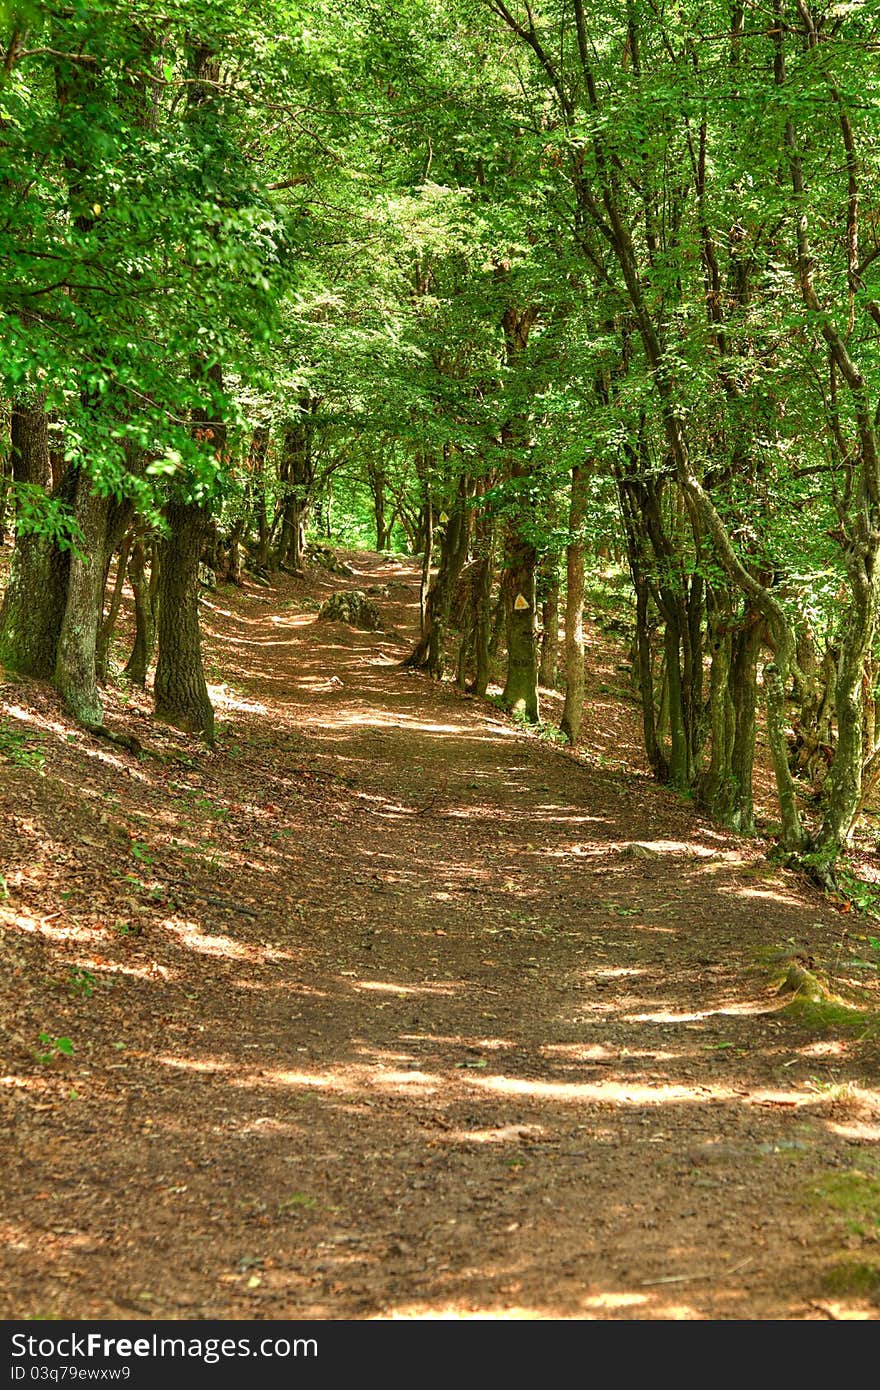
[{"left": 3, "top": 0, "right": 880, "bottom": 868}]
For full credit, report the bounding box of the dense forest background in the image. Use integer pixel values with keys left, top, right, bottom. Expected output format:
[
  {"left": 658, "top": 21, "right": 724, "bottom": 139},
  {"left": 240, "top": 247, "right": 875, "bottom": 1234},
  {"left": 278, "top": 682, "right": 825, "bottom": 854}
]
[{"left": 3, "top": 0, "right": 880, "bottom": 876}]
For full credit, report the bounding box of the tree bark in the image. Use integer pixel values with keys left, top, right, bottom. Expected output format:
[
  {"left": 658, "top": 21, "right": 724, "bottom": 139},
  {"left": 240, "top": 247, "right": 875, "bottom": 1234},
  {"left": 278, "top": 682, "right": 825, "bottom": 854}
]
[
  {"left": 96, "top": 529, "right": 132, "bottom": 684},
  {"left": 368, "top": 462, "right": 392, "bottom": 550},
  {"left": 154, "top": 500, "right": 214, "bottom": 739},
  {"left": 249, "top": 424, "right": 271, "bottom": 570},
  {"left": 54, "top": 470, "right": 110, "bottom": 725},
  {"left": 499, "top": 302, "right": 539, "bottom": 722},
  {"left": 124, "top": 536, "right": 158, "bottom": 687},
  {"left": 278, "top": 400, "right": 315, "bottom": 571},
  {"left": 472, "top": 487, "right": 495, "bottom": 698},
  {"left": 405, "top": 482, "right": 473, "bottom": 676},
  {"left": 560, "top": 464, "right": 587, "bottom": 744},
  {"left": 502, "top": 522, "right": 539, "bottom": 721},
  {"left": 0, "top": 397, "right": 70, "bottom": 677},
  {"left": 820, "top": 566, "right": 879, "bottom": 851},
  {"left": 538, "top": 557, "right": 560, "bottom": 689},
  {"left": 419, "top": 495, "right": 433, "bottom": 634}
]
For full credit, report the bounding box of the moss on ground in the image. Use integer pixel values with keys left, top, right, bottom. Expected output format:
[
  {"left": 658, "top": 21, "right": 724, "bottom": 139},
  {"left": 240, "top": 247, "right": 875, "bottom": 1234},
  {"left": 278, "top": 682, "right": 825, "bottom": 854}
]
[
  {"left": 783, "top": 996, "right": 878, "bottom": 1035},
  {"left": 821, "top": 1260, "right": 880, "bottom": 1297},
  {"left": 813, "top": 1170, "right": 880, "bottom": 1218}
]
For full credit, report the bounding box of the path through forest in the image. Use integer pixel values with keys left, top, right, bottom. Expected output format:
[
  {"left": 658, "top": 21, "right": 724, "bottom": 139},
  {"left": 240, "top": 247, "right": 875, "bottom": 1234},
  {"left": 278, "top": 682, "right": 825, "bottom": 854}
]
[{"left": 2, "top": 554, "right": 880, "bottom": 1320}]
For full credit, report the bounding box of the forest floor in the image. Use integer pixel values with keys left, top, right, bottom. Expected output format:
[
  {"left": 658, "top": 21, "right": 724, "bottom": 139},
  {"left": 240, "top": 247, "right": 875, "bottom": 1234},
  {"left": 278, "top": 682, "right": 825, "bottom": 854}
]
[{"left": 2, "top": 552, "right": 880, "bottom": 1321}]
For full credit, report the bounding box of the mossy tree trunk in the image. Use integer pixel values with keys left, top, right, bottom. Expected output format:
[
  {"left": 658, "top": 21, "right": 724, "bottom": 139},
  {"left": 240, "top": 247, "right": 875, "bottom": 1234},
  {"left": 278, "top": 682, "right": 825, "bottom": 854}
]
[
  {"left": 154, "top": 499, "right": 214, "bottom": 740},
  {"left": 54, "top": 470, "right": 110, "bottom": 725},
  {"left": 154, "top": 317, "right": 221, "bottom": 739},
  {"left": 819, "top": 559, "right": 880, "bottom": 852},
  {"left": 0, "top": 432, "right": 10, "bottom": 545},
  {"left": 699, "top": 597, "right": 761, "bottom": 832},
  {"left": 0, "top": 396, "right": 70, "bottom": 677}
]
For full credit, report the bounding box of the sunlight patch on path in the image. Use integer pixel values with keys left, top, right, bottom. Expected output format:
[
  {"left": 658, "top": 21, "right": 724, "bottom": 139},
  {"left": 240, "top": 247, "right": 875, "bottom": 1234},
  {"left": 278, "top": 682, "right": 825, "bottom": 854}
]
[
  {"left": 352, "top": 979, "right": 460, "bottom": 997},
  {"left": 378, "top": 1305, "right": 547, "bottom": 1320},
  {"left": 206, "top": 684, "right": 267, "bottom": 714},
  {"left": 326, "top": 710, "right": 480, "bottom": 735},
  {"left": 463, "top": 1072, "right": 822, "bottom": 1110},
  {"left": 723, "top": 885, "right": 806, "bottom": 907},
  {"left": 626, "top": 1001, "right": 775, "bottom": 1023},
  {"left": 149, "top": 1054, "right": 833, "bottom": 1115}
]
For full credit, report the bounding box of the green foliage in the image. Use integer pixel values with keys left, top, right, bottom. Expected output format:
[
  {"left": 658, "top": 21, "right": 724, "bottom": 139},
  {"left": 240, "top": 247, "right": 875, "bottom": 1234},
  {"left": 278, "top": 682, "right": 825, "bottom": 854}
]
[
  {"left": 836, "top": 871, "right": 880, "bottom": 917},
  {"left": 34, "top": 1034, "right": 74, "bottom": 1065},
  {"left": 2, "top": 0, "right": 880, "bottom": 854},
  {"left": 68, "top": 968, "right": 97, "bottom": 999},
  {"left": 10, "top": 486, "right": 85, "bottom": 554},
  {"left": 0, "top": 0, "right": 289, "bottom": 527},
  {"left": 0, "top": 720, "right": 46, "bottom": 771},
  {"left": 509, "top": 708, "right": 568, "bottom": 746}
]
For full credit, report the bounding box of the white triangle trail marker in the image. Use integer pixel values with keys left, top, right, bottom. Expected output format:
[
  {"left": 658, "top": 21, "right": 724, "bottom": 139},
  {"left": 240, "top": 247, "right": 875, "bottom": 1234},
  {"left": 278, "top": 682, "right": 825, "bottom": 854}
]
[{"left": 513, "top": 593, "right": 530, "bottom": 611}]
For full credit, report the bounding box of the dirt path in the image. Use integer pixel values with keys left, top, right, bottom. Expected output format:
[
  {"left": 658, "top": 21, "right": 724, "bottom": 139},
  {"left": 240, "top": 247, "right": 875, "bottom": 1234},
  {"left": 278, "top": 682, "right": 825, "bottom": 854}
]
[{"left": 2, "top": 553, "right": 880, "bottom": 1320}]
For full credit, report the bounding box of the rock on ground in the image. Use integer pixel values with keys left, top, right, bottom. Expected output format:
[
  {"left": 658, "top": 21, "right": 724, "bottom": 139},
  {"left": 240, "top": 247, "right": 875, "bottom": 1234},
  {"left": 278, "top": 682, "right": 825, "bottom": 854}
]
[{"left": 317, "top": 589, "right": 382, "bottom": 630}]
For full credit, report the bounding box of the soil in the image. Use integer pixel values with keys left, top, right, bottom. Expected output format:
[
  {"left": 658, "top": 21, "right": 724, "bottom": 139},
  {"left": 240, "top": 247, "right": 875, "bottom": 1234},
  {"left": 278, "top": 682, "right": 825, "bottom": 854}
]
[{"left": 2, "top": 551, "right": 880, "bottom": 1321}]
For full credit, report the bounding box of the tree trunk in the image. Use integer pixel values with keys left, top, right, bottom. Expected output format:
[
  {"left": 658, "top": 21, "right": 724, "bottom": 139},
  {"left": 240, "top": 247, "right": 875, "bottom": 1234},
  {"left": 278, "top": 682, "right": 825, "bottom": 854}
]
[
  {"left": 699, "top": 597, "right": 762, "bottom": 832},
  {"left": 538, "top": 558, "right": 560, "bottom": 689},
  {"left": 728, "top": 614, "right": 762, "bottom": 832},
  {"left": 226, "top": 517, "right": 245, "bottom": 585},
  {"left": 498, "top": 299, "right": 539, "bottom": 722},
  {"left": 250, "top": 425, "right": 271, "bottom": 570},
  {"left": 154, "top": 500, "right": 214, "bottom": 740},
  {"left": 0, "top": 428, "right": 10, "bottom": 546},
  {"left": 560, "top": 464, "right": 587, "bottom": 744},
  {"left": 124, "top": 536, "right": 158, "bottom": 687},
  {"left": 662, "top": 604, "right": 690, "bottom": 788},
  {"left": 406, "top": 485, "right": 471, "bottom": 675},
  {"left": 765, "top": 658, "right": 807, "bottom": 852},
  {"left": 279, "top": 402, "right": 315, "bottom": 571},
  {"left": 0, "top": 397, "right": 70, "bottom": 677},
  {"left": 427, "top": 489, "right": 471, "bottom": 677},
  {"left": 502, "top": 526, "right": 539, "bottom": 721},
  {"left": 820, "top": 566, "right": 880, "bottom": 852},
  {"left": 472, "top": 495, "right": 495, "bottom": 698},
  {"left": 369, "top": 463, "right": 391, "bottom": 551},
  {"left": 96, "top": 529, "right": 132, "bottom": 684},
  {"left": 419, "top": 497, "right": 433, "bottom": 634},
  {"left": 700, "top": 615, "right": 734, "bottom": 819},
  {"left": 54, "top": 470, "right": 110, "bottom": 726}
]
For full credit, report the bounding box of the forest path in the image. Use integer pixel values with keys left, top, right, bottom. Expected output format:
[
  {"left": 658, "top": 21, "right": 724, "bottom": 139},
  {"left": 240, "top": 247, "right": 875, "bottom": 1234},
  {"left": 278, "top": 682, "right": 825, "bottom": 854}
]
[{"left": 3, "top": 552, "right": 880, "bottom": 1321}]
